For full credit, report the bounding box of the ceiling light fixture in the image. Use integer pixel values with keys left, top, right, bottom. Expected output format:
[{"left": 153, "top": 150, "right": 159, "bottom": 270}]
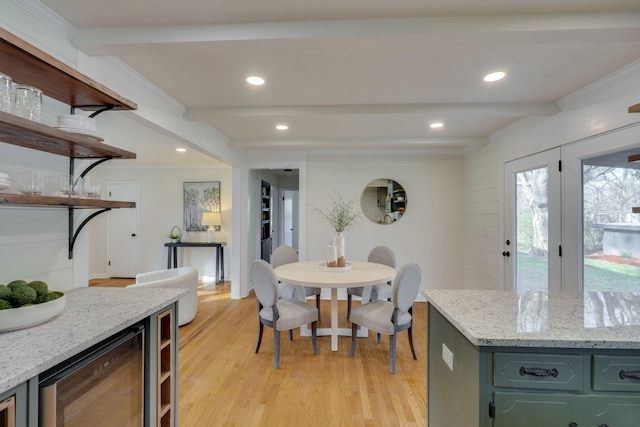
[
  {"left": 176, "top": 148, "right": 186, "bottom": 152},
  {"left": 246, "top": 76, "right": 265, "bottom": 86},
  {"left": 275, "top": 124, "right": 289, "bottom": 130},
  {"left": 430, "top": 122, "right": 444, "bottom": 129},
  {"left": 484, "top": 71, "right": 506, "bottom": 82}
]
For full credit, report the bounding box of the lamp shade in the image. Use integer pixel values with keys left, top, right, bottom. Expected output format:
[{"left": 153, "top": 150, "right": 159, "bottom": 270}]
[{"left": 202, "top": 211, "right": 221, "bottom": 227}]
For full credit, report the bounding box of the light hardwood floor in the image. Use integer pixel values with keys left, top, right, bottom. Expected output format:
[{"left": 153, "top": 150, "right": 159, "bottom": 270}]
[{"left": 90, "top": 278, "right": 427, "bottom": 426}]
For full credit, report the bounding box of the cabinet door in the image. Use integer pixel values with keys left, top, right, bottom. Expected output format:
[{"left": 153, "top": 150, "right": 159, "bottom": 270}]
[
  {"left": 493, "top": 392, "right": 584, "bottom": 427},
  {"left": 590, "top": 395, "right": 640, "bottom": 427}
]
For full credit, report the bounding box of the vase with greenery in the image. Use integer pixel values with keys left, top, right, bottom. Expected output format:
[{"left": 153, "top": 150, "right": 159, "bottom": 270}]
[{"left": 312, "top": 192, "right": 361, "bottom": 267}]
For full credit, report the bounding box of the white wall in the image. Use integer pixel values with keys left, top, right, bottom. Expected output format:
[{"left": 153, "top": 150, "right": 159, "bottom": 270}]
[
  {"left": 89, "top": 164, "right": 232, "bottom": 281},
  {"left": 305, "top": 154, "right": 464, "bottom": 294},
  {"left": 463, "top": 61, "right": 640, "bottom": 290}
]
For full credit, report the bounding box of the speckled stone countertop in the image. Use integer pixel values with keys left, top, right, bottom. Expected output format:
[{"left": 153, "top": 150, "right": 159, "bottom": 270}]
[
  {"left": 424, "top": 290, "right": 640, "bottom": 350},
  {"left": 0, "top": 286, "right": 186, "bottom": 395}
]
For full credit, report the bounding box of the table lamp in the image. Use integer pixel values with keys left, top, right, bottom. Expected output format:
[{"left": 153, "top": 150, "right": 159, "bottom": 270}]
[{"left": 202, "top": 211, "right": 221, "bottom": 243}]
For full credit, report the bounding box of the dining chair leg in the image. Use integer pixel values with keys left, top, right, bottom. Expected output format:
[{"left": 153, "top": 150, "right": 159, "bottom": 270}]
[
  {"left": 349, "top": 323, "right": 358, "bottom": 357},
  {"left": 390, "top": 332, "right": 397, "bottom": 374},
  {"left": 347, "top": 294, "right": 353, "bottom": 319},
  {"left": 377, "top": 332, "right": 381, "bottom": 344},
  {"left": 289, "top": 329, "right": 293, "bottom": 341},
  {"left": 274, "top": 329, "right": 281, "bottom": 369},
  {"left": 255, "top": 321, "right": 264, "bottom": 353},
  {"left": 408, "top": 324, "right": 418, "bottom": 360},
  {"left": 315, "top": 294, "right": 321, "bottom": 321},
  {"left": 311, "top": 321, "right": 318, "bottom": 355}
]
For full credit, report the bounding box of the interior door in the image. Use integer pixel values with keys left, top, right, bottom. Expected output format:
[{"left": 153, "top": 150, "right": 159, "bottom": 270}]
[
  {"left": 504, "top": 149, "right": 561, "bottom": 291},
  {"left": 107, "top": 182, "right": 139, "bottom": 278},
  {"left": 282, "top": 189, "right": 299, "bottom": 251}
]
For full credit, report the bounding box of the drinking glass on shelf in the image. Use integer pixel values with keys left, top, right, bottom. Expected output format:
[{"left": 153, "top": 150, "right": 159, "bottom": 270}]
[
  {"left": 14, "top": 84, "right": 42, "bottom": 121},
  {"left": 0, "top": 73, "right": 12, "bottom": 113},
  {"left": 18, "top": 172, "right": 43, "bottom": 195},
  {"left": 59, "top": 175, "right": 79, "bottom": 197},
  {"left": 82, "top": 175, "right": 101, "bottom": 199}
]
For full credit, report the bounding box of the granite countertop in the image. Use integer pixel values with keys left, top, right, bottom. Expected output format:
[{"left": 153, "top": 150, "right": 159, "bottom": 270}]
[
  {"left": 0, "top": 286, "right": 186, "bottom": 394},
  {"left": 424, "top": 289, "right": 640, "bottom": 349}
]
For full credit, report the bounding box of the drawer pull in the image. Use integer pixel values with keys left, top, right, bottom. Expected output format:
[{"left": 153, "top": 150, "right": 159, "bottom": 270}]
[
  {"left": 519, "top": 366, "right": 558, "bottom": 378},
  {"left": 568, "top": 422, "right": 578, "bottom": 427},
  {"left": 619, "top": 369, "right": 640, "bottom": 380}
]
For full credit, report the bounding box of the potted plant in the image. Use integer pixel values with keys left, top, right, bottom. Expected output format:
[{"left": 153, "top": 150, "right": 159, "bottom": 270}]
[
  {"left": 168, "top": 226, "right": 182, "bottom": 243},
  {"left": 311, "top": 192, "right": 361, "bottom": 267}
]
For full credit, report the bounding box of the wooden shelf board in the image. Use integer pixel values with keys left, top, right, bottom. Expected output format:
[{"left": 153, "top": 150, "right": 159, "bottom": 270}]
[
  {"left": 633, "top": 207, "right": 640, "bottom": 214},
  {"left": 0, "top": 193, "right": 135, "bottom": 209},
  {"left": 0, "top": 111, "right": 136, "bottom": 159},
  {"left": 629, "top": 103, "right": 640, "bottom": 114},
  {"left": 0, "top": 28, "right": 136, "bottom": 111}
]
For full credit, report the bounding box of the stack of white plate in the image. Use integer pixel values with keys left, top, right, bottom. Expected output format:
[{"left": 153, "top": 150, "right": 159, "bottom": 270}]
[
  {"left": 55, "top": 114, "right": 103, "bottom": 141},
  {"left": 0, "top": 172, "right": 10, "bottom": 191}
]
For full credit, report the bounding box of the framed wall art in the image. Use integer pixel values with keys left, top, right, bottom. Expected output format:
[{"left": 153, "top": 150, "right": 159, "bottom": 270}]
[{"left": 183, "top": 181, "right": 220, "bottom": 231}]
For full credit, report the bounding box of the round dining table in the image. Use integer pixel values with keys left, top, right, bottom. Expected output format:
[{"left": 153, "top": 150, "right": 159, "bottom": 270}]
[{"left": 274, "top": 260, "right": 396, "bottom": 351}]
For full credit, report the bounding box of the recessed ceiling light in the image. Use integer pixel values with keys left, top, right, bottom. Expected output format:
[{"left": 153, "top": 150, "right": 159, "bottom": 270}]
[
  {"left": 484, "top": 71, "right": 506, "bottom": 82},
  {"left": 176, "top": 148, "right": 186, "bottom": 152},
  {"left": 246, "top": 76, "right": 265, "bottom": 86},
  {"left": 430, "top": 122, "right": 444, "bottom": 129},
  {"left": 275, "top": 124, "right": 289, "bottom": 130}
]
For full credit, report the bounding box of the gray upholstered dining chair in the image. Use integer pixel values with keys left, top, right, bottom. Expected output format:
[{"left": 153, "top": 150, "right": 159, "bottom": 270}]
[
  {"left": 347, "top": 245, "right": 396, "bottom": 319},
  {"left": 252, "top": 259, "right": 318, "bottom": 369},
  {"left": 272, "top": 245, "right": 322, "bottom": 319},
  {"left": 349, "top": 262, "right": 421, "bottom": 374}
]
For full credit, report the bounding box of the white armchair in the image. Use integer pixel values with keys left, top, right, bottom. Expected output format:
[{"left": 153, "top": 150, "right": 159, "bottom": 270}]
[{"left": 128, "top": 266, "right": 198, "bottom": 326}]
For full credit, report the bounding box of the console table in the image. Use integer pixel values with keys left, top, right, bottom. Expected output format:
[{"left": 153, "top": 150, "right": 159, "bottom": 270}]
[{"left": 164, "top": 242, "right": 226, "bottom": 284}]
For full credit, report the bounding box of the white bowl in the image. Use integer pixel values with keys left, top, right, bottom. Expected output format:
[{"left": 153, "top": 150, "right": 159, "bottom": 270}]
[{"left": 0, "top": 291, "right": 66, "bottom": 332}]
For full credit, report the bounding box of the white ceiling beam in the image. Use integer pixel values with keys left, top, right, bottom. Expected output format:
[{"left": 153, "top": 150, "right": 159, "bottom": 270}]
[
  {"left": 230, "top": 137, "right": 488, "bottom": 149},
  {"left": 185, "top": 102, "right": 559, "bottom": 120},
  {"left": 73, "top": 12, "right": 640, "bottom": 55}
]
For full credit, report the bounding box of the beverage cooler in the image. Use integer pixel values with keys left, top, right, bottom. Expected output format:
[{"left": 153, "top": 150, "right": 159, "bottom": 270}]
[{"left": 38, "top": 324, "right": 145, "bottom": 427}]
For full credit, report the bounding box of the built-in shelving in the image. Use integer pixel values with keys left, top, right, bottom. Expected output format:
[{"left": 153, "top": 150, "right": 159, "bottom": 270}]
[
  {"left": 0, "top": 395, "right": 15, "bottom": 427},
  {"left": 0, "top": 193, "right": 135, "bottom": 209},
  {"left": 0, "top": 28, "right": 136, "bottom": 112},
  {"left": 0, "top": 111, "right": 135, "bottom": 159},
  {"left": 157, "top": 308, "right": 174, "bottom": 427},
  {"left": 260, "top": 180, "right": 272, "bottom": 263},
  {"left": 0, "top": 28, "right": 138, "bottom": 258}
]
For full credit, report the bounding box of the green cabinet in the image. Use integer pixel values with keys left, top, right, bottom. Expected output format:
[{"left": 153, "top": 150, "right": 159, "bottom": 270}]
[
  {"left": 493, "top": 392, "right": 585, "bottom": 427},
  {"left": 427, "top": 304, "right": 640, "bottom": 427}
]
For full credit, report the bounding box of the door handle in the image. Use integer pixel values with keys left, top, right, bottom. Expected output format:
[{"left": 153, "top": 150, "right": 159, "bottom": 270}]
[
  {"left": 131, "top": 233, "right": 136, "bottom": 237},
  {"left": 502, "top": 251, "right": 510, "bottom": 257}
]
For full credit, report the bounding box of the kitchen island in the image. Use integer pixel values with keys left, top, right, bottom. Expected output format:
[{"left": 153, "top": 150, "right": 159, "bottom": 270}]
[
  {"left": 425, "top": 290, "right": 640, "bottom": 427},
  {"left": 0, "top": 286, "right": 186, "bottom": 426}
]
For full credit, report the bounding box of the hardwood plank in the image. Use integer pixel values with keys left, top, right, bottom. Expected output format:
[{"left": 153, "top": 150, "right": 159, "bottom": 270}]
[{"left": 89, "top": 278, "right": 428, "bottom": 425}]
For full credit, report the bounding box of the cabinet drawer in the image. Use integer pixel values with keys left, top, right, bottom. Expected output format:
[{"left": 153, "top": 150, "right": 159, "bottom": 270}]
[
  {"left": 493, "top": 391, "right": 585, "bottom": 427},
  {"left": 593, "top": 355, "right": 640, "bottom": 391},
  {"left": 494, "top": 353, "right": 584, "bottom": 391}
]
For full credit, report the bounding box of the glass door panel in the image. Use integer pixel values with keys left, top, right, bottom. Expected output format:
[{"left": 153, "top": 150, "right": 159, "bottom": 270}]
[
  {"left": 582, "top": 150, "right": 640, "bottom": 292},
  {"left": 505, "top": 149, "right": 561, "bottom": 292}
]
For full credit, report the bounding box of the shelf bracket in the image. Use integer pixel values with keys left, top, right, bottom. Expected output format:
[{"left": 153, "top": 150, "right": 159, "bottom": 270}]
[
  {"left": 70, "top": 105, "right": 115, "bottom": 118},
  {"left": 68, "top": 207, "right": 111, "bottom": 259}
]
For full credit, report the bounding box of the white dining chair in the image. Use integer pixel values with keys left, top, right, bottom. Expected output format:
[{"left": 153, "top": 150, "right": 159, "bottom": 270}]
[
  {"left": 349, "top": 262, "right": 421, "bottom": 374},
  {"left": 347, "top": 245, "right": 395, "bottom": 319},
  {"left": 272, "top": 245, "right": 322, "bottom": 319},
  {"left": 252, "top": 260, "right": 318, "bottom": 369}
]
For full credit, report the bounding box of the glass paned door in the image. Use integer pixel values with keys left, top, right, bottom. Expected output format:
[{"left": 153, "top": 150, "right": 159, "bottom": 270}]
[
  {"left": 582, "top": 151, "right": 640, "bottom": 292},
  {"left": 505, "top": 149, "right": 561, "bottom": 291}
]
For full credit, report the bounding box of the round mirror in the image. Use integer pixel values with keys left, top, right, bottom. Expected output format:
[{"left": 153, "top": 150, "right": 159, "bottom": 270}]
[{"left": 360, "top": 178, "right": 407, "bottom": 224}]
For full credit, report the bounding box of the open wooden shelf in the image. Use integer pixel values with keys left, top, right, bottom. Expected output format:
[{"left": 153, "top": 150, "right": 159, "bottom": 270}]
[
  {"left": 0, "top": 193, "right": 135, "bottom": 209},
  {"left": 0, "top": 111, "right": 135, "bottom": 159},
  {"left": 629, "top": 103, "right": 640, "bottom": 114},
  {"left": 0, "top": 28, "right": 136, "bottom": 111}
]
